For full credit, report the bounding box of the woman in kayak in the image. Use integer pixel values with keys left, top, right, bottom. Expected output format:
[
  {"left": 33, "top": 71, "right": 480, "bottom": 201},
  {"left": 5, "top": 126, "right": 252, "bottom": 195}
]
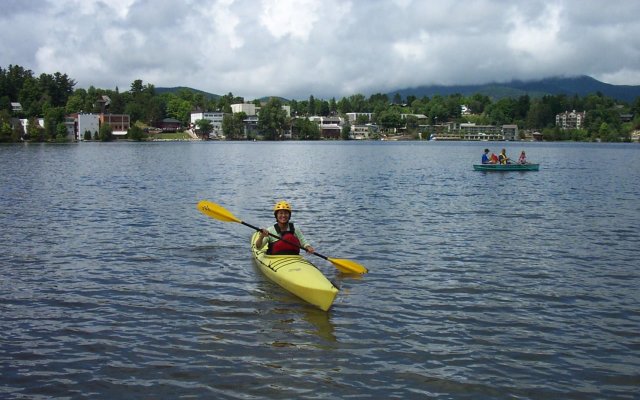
[{"left": 256, "top": 201, "right": 315, "bottom": 255}]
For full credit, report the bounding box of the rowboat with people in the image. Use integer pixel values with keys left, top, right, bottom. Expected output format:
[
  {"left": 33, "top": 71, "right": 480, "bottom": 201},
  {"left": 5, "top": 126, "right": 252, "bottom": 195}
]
[{"left": 473, "top": 163, "right": 539, "bottom": 171}]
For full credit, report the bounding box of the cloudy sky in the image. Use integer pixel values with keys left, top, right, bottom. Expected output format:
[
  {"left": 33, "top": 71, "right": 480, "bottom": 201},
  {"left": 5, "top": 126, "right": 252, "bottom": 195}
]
[{"left": 2, "top": 0, "right": 639, "bottom": 100}]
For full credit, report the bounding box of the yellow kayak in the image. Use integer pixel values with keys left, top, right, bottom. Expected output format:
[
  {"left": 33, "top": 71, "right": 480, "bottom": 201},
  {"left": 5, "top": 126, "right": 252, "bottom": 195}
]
[{"left": 250, "top": 232, "right": 339, "bottom": 311}]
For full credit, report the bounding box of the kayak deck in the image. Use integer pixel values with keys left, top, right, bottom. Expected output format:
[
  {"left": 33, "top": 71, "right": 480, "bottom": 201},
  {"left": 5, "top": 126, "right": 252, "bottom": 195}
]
[{"left": 250, "top": 232, "right": 338, "bottom": 311}]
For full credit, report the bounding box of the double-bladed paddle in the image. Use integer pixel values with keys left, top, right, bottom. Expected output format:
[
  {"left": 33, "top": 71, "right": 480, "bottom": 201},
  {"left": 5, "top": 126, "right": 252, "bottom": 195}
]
[{"left": 197, "top": 200, "right": 368, "bottom": 274}]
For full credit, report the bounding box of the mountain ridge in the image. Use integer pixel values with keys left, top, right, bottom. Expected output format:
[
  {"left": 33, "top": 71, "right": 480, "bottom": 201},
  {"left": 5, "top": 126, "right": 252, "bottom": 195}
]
[
  {"left": 156, "top": 75, "right": 640, "bottom": 103},
  {"left": 387, "top": 75, "right": 640, "bottom": 102}
]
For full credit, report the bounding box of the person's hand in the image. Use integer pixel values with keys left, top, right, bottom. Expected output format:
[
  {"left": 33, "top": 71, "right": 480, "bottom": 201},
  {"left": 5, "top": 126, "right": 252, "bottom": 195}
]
[
  {"left": 305, "top": 245, "right": 315, "bottom": 254},
  {"left": 259, "top": 228, "right": 269, "bottom": 238}
]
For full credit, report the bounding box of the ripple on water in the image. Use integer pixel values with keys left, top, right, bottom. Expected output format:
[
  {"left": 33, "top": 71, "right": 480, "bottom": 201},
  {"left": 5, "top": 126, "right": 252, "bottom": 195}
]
[{"left": 1, "top": 142, "right": 639, "bottom": 399}]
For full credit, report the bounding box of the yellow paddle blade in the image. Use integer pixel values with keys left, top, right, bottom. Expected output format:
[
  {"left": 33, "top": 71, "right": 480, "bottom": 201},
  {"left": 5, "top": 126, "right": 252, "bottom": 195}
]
[
  {"left": 328, "top": 257, "right": 368, "bottom": 274},
  {"left": 197, "top": 200, "right": 241, "bottom": 223}
]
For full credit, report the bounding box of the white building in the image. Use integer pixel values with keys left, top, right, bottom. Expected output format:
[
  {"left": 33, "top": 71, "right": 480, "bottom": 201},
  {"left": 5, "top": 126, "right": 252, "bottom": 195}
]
[
  {"left": 345, "top": 112, "right": 373, "bottom": 123},
  {"left": 502, "top": 124, "right": 519, "bottom": 141},
  {"left": 190, "top": 112, "right": 225, "bottom": 137},
  {"left": 556, "top": 110, "right": 586, "bottom": 130},
  {"left": 77, "top": 114, "right": 100, "bottom": 140},
  {"left": 231, "top": 103, "right": 256, "bottom": 116},
  {"left": 309, "top": 116, "right": 342, "bottom": 139},
  {"left": 231, "top": 103, "right": 291, "bottom": 117},
  {"left": 350, "top": 125, "right": 373, "bottom": 140},
  {"left": 19, "top": 118, "right": 45, "bottom": 132}
]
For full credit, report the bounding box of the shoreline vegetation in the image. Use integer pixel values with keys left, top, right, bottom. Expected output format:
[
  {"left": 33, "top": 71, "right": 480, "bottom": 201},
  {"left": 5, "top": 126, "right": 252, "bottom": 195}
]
[{"left": 2, "top": 64, "right": 639, "bottom": 144}]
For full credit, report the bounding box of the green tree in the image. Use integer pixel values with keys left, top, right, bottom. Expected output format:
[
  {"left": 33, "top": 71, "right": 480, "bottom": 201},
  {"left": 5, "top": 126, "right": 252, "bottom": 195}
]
[
  {"left": 0, "top": 110, "right": 13, "bottom": 142},
  {"left": 318, "top": 99, "right": 330, "bottom": 116},
  {"left": 99, "top": 123, "right": 113, "bottom": 141},
  {"left": 341, "top": 121, "right": 351, "bottom": 140},
  {"left": 128, "top": 124, "right": 146, "bottom": 141},
  {"left": 525, "top": 99, "right": 554, "bottom": 129},
  {"left": 11, "top": 122, "right": 23, "bottom": 142},
  {"left": 0, "top": 121, "right": 12, "bottom": 142},
  {"left": 404, "top": 115, "right": 419, "bottom": 133},
  {"left": 466, "top": 93, "right": 491, "bottom": 114},
  {"left": 258, "top": 98, "right": 288, "bottom": 140},
  {"left": 349, "top": 94, "right": 367, "bottom": 112},
  {"left": 43, "top": 106, "right": 65, "bottom": 141},
  {"left": 222, "top": 112, "right": 247, "bottom": 140},
  {"left": 55, "top": 122, "right": 68, "bottom": 141},
  {"left": 195, "top": 118, "right": 213, "bottom": 139},
  {"left": 424, "top": 95, "right": 448, "bottom": 124},
  {"left": 66, "top": 89, "right": 87, "bottom": 113},
  {"left": 377, "top": 109, "right": 402, "bottom": 131},
  {"left": 26, "top": 117, "right": 44, "bottom": 141},
  {"left": 355, "top": 114, "right": 370, "bottom": 124},
  {"left": 337, "top": 97, "right": 352, "bottom": 114},
  {"left": 307, "top": 95, "right": 316, "bottom": 116},
  {"left": 166, "top": 95, "right": 192, "bottom": 124},
  {"left": 217, "top": 92, "right": 242, "bottom": 114},
  {"left": 485, "top": 98, "right": 515, "bottom": 126},
  {"left": 292, "top": 117, "right": 320, "bottom": 140},
  {"left": 329, "top": 97, "right": 337, "bottom": 114}
]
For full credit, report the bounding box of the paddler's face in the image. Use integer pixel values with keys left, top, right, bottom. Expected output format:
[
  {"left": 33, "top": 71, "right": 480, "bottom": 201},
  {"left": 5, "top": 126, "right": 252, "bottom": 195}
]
[{"left": 275, "top": 210, "right": 290, "bottom": 224}]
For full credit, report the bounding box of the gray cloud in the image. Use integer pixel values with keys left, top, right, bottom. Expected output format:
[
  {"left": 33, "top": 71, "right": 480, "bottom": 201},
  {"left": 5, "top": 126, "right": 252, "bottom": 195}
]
[{"left": 2, "top": 0, "right": 639, "bottom": 100}]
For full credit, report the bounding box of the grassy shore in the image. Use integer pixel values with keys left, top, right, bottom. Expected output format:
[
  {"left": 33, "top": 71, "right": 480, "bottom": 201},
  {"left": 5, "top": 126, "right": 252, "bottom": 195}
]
[{"left": 152, "top": 132, "right": 194, "bottom": 140}]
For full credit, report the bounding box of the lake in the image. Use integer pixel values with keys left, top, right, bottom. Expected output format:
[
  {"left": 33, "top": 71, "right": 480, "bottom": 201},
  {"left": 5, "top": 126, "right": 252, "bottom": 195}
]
[{"left": 1, "top": 141, "right": 638, "bottom": 399}]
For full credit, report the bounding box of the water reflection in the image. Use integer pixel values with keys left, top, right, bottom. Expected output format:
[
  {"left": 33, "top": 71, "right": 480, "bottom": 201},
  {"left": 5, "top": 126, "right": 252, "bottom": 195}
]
[{"left": 251, "top": 260, "right": 337, "bottom": 343}]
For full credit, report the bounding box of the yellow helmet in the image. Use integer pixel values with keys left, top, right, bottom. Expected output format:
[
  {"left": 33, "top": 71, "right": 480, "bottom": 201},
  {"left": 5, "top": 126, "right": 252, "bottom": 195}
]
[{"left": 273, "top": 201, "right": 292, "bottom": 216}]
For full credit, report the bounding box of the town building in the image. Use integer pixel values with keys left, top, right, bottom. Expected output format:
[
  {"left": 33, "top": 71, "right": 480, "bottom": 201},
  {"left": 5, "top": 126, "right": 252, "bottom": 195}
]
[
  {"left": 76, "top": 113, "right": 100, "bottom": 140},
  {"left": 231, "top": 103, "right": 256, "bottom": 116},
  {"left": 155, "top": 118, "right": 181, "bottom": 132},
  {"left": 190, "top": 111, "right": 225, "bottom": 137},
  {"left": 345, "top": 112, "right": 373, "bottom": 123},
  {"left": 309, "top": 116, "right": 342, "bottom": 139},
  {"left": 100, "top": 114, "right": 130, "bottom": 138},
  {"left": 351, "top": 125, "right": 370, "bottom": 140},
  {"left": 63, "top": 113, "right": 126, "bottom": 141},
  {"left": 556, "top": 110, "right": 586, "bottom": 130}
]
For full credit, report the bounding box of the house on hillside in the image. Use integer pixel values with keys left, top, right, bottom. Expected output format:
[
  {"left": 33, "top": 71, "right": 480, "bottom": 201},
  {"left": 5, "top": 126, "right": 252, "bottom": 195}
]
[{"left": 556, "top": 110, "right": 586, "bottom": 130}]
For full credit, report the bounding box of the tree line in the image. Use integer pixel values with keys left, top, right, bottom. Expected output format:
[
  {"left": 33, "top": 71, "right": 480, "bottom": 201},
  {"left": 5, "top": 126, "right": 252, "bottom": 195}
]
[{"left": 2, "top": 64, "right": 639, "bottom": 143}]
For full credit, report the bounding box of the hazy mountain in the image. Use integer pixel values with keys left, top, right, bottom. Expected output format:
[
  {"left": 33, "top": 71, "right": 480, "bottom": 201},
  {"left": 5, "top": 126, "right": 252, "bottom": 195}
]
[
  {"left": 388, "top": 75, "right": 640, "bottom": 103},
  {"left": 157, "top": 76, "right": 640, "bottom": 104}
]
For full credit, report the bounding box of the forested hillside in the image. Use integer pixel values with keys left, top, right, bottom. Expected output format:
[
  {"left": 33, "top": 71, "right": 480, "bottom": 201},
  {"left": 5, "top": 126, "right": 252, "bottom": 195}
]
[{"left": 2, "top": 64, "right": 639, "bottom": 143}]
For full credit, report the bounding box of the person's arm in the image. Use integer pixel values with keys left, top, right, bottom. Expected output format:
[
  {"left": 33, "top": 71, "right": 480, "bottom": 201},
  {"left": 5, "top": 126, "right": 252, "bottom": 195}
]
[
  {"left": 295, "top": 229, "right": 314, "bottom": 253},
  {"left": 256, "top": 227, "right": 272, "bottom": 249}
]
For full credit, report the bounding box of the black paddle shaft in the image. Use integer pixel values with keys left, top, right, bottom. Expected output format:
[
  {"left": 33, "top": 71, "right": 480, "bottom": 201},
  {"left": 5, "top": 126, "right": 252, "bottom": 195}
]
[{"left": 241, "top": 221, "right": 330, "bottom": 261}]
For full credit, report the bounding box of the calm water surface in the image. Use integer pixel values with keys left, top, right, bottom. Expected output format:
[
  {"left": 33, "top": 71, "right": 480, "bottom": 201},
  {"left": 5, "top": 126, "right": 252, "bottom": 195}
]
[{"left": 1, "top": 141, "right": 639, "bottom": 399}]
